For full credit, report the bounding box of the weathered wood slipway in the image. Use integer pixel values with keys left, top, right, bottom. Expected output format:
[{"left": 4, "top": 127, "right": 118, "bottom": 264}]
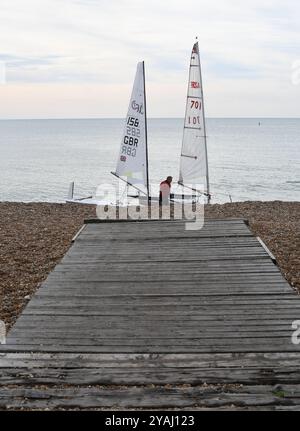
[{"left": 1, "top": 218, "right": 300, "bottom": 410}]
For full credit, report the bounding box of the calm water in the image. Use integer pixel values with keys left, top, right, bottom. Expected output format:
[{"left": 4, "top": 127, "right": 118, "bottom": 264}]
[{"left": 0, "top": 118, "right": 299, "bottom": 203}]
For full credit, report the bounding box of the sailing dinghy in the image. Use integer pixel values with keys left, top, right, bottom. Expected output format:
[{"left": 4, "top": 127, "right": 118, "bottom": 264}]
[
  {"left": 178, "top": 41, "right": 211, "bottom": 203},
  {"left": 66, "top": 62, "right": 149, "bottom": 206},
  {"left": 111, "top": 61, "right": 150, "bottom": 202},
  {"left": 138, "top": 41, "right": 211, "bottom": 204}
]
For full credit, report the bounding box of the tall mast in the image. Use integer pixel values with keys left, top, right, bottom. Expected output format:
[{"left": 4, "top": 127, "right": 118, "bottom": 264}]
[
  {"left": 143, "top": 61, "right": 150, "bottom": 202},
  {"left": 197, "top": 41, "right": 210, "bottom": 203}
]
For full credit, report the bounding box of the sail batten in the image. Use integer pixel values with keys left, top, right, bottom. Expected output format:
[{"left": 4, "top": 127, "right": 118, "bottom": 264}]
[
  {"left": 179, "top": 42, "right": 210, "bottom": 200},
  {"left": 114, "top": 62, "right": 149, "bottom": 196}
]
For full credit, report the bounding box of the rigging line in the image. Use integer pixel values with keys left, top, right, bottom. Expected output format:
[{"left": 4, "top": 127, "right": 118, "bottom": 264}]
[
  {"left": 182, "top": 131, "right": 210, "bottom": 138},
  {"left": 211, "top": 189, "right": 249, "bottom": 198},
  {"left": 111, "top": 172, "right": 148, "bottom": 197},
  {"left": 183, "top": 127, "right": 205, "bottom": 132},
  {"left": 212, "top": 190, "right": 253, "bottom": 201},
  {"left": 121, "top": 183, "right": 129, "bottom": 200},
  {"left": 181, "top": 154, "right": 198, "bottom": 160},
  {"left": 177, "top": 185, "right": 251, "bottom": 202},
  {"left": 210, "top": 190, "right": 234, "bottom": 197},
  {"left": 76, "top": 195, "right": 93, "bottom": 201},
  {"left": 178, "top": 181, "right": 211, "bottom": 198}
]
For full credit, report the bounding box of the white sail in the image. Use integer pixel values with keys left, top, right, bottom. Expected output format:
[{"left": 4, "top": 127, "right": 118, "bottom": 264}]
[
  {"left": 113, "top": 62, "right": 149, "bottom": 196},
  {"left": 179, "top": 42, "right": 210, "bottom": 198}
]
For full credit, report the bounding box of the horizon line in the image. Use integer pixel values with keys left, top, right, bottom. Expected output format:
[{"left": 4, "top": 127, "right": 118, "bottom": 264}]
[{"left": 1, "top": 116, "right": 300, "bottom": 121}]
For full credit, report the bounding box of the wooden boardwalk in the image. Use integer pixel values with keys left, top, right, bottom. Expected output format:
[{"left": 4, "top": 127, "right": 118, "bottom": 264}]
[{"left": 1, "top": 218, "right": 300, "bottom": 410}]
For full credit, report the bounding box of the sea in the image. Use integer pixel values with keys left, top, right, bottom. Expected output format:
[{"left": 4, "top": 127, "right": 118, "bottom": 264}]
[{"left": 0, "top": 118, "right": 299, "bottom": 204}]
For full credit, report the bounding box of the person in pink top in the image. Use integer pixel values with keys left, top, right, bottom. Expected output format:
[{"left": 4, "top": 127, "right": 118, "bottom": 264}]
[{"left": 159, "top": 176, "right": 173, "bottom": 205}]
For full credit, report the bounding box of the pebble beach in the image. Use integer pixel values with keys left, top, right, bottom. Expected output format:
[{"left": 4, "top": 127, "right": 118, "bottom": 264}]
[{"left": 0, "top": 201, "right": 299, "bottom": 330}]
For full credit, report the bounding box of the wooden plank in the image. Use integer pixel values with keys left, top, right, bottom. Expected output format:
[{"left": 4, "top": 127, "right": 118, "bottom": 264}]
[
  {"left": 78, "top": 236, "right": 254, "bottom": 243},
  {"left": 257, "top": 237, "right": 277, "bottom": 264},
  {"left": 78, "top": 224, "right": 253, "bottom": 240},
  {"left": 6, "top": 323, "right": 298, "bottom": 336},
  {"left": 54, "top": 259, "right": 276, "bottom": 268},
  {"left": 68, "top": 243, "right": 264, "bottom": 250},
  {"left": 39, "top": 278, "right": 292, "bottom": 287},
  {"left": 81, "top": 222, "right": 250, "bottom": 230},
  {"left": 42, "top": 275, "right": 290, "bottom": 285},
  {"left": 1, "top": 339, "right": 299, "bottom": 354},
  {"left": 8, "top": 319, "right": 297, "bottom": 331},
  {"left": 47, "top": 268, "right": 281, "bottom": 280},
  {"left": 71, "top": 236, "right": 258, "bottom": 243},
  {"left": 35, "top": 282, "right": 293, "bottom": 293},
  {"left": 39, "top": 286, "right": 291, "bottom": 293},
  {"left": 20, "top": 299, "right": 300, "bottom": 310},
  {"left": 66, "top": 252, "right": 265, "bottom": 260},
  {"left": 10, "top": 315, "right": 298, "bottom": 324},
  {"left": 25, "top": 294, "right": 297, "bottom": 305},
  {"left": 84, "top": 218, "right": 249, "bottom": 224},
  {"left": 82, "top": 220, "right": 248, "bottom": 228},
  {"left": 19, "top": 309, "right": 300, "bottom": 318},
  {"left": 35, "top": 288, "right": 293, "bottom": 297},
  {"left": 5, "top": 335, "right": 298, "bottom": 348},
  {"left": 82, "top": 219, "right": 248, "bottom": 227},
  {"left": 2, "top": 367, "right": 300, "bottom": 386},
  {"left": 0, "top": 384, "right": 300, "bottom": 410},
  {"left": 71, "top": 224, "right": 86, "bottom": 243},
  {"left": 2, "top": 352, "right": 300, "bottom": 369}
]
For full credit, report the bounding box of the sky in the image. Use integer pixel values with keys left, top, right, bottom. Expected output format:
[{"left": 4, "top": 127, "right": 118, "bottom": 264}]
[{"left": 0, "top": 0, "right": 299, "bottom": 118}]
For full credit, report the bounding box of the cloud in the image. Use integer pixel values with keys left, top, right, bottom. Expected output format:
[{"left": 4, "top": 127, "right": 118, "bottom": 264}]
[{"left": 0, "top": 0, "right": 299, "bottom": 117}]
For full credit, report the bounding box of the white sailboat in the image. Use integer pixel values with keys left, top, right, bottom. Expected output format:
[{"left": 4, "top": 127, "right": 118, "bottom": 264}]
[
  {"left": 66, "top": 61, "right": 150, "bottom": 205},
  {"left": 111, "top": 61, "right": 150, "bottom": 201},
  {"left": 178, "top": 41, "right": 211, "bottom": 203},
  {"left": 138, "top": 41, "right": 211, "bottom": 204}
]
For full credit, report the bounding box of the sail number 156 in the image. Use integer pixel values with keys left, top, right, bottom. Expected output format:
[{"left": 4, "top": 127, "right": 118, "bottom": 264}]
[{"left": 127, "top": 117, "right": 139, "bottom": 127}]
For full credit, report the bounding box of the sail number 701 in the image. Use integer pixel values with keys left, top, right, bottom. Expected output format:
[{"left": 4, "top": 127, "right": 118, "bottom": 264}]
[{"left": 190, "top": 100, "right": 202, "bottom": 110}]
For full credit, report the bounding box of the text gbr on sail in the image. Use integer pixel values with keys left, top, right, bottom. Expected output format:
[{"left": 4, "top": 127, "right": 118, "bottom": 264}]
[{"left": 121, "top": 116, "right": 141, "bottom": 159}]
